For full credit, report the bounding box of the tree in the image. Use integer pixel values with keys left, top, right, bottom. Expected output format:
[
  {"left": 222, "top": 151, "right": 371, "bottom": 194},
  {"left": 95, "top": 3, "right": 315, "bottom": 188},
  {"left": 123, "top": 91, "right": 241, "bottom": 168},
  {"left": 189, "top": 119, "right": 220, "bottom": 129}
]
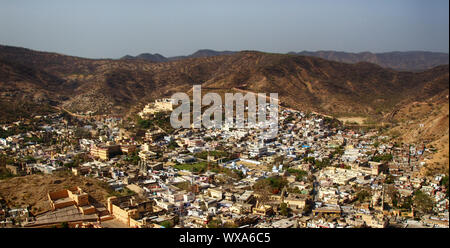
[
  {"left": 74, "top": 127, "right": 91, "bottom": 139},
  {"left": 253, "top": 181, "right": 272, "bottom": 204},
  {"left": 167, "top": 140, "right": 179, "bottom": 150},
  {"left": 160, "top": 220, "right": 174, "bottom": 228},
  {"left": 385, "top": 174, "right": 395, "bottom": 184},
  {"left": 441, "top": 175, "right": 449, "bottom": 197},
  {"left": 137, "top": 118, "right": 152, "bottom": 129},
  {"left": 23, "top": 155, "right": 36, "bottom": 164},
  {"left": 207, "top": 218, "right": 222, "bottom": 228},
  {"left": 372, "top": 153, "right": 393, "bottom": 162},
  {"left": 314, "top": 158, "right": 331, "bottom": 169},
  {"left": 125, "top": 151, "right": 140, "bottom": 165},
  {"left": 413, "top": 190, "right": 434, "bottom": 215},
  {"left": 303, "top": 201, "right": 313, "bottom": 214},
  {"left": 287, "top": 168, "right": 308, "bottom": 181},
  {"left": 385, "top": 185, "right": 399, "bottom": 208},
  {"left": 356, "top": 190, "right": 371, "bottom": 202},
  {"left": 280, "top": 203, "right": 289, "bottom": 216},
  {"left": 63, "top": 162, "right": 77, "bottom": 169},
  {"left": 199, "top": 201, "right": 208, "bottom": 212},
  {"left": 400, "top": 196, "right": 413, "bottom": 210}
]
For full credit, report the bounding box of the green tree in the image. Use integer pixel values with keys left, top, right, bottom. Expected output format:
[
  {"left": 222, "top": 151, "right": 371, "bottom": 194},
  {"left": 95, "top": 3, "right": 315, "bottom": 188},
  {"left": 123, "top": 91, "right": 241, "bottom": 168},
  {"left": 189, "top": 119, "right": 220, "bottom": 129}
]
[
  {"left": 23, "top": 155, "right": 36, "bottom": 164},
  {"left": 160, "top": 220, "right": 174, "bottom": 228},
  {"left": 441, "top": 175, "right": 449, "bottom": 197},
  {"left": 356, "top": 190, "right": 371, "bottom": 202},
  {"left": 137, "top": 118, "right": 152, "bottom": 129},
  {"left": 385, "top": 185, "right": 400, "bottom": 208},
  {"left": 385, "top": 174, "right": 395, "bottom": 184},
  {"left": 372, "top": 154, "right": 393, "bottom": 162},
  {"left": 207, "top": 218, "right": 222, "bottom": 228},
  {"left": 280, "top": 203, "right": 289, "bottom": 216},
  {"left": 413, "top": 190, "right": 434, "bottom": 215},
  {"left": 287, "top": 168, "right": 308, "bottom": 181},
  {"left": 167, "top": 140, "right": 179, "bottom": 150}
]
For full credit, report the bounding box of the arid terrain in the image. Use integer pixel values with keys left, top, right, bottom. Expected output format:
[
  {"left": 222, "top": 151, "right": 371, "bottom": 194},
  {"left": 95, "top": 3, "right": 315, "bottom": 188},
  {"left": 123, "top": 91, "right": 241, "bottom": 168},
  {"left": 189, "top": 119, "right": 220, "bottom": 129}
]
[
  {"left": 0, "top": 172, "right": 113, "bottom": 215},
  {"left": 0, "top": 44, "right": 448, "bottom": 174}
]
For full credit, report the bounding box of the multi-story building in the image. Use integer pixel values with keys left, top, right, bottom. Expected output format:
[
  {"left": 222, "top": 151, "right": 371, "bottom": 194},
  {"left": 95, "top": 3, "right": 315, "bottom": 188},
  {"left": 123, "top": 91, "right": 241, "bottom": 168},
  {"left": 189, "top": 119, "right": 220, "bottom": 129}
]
[{"left": 90, "top": 144, "right": 121, "bottom": 160}]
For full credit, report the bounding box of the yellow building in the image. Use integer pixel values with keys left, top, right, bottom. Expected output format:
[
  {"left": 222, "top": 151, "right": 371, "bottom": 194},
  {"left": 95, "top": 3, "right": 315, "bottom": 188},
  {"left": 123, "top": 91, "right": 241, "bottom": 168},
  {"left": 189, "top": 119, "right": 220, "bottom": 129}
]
[
  {"left": 24, "top": 187, "right": 106, "bottom": 228},
  {"left": 107, "top": 196, "right": 154, "bottom": 228},
  {"left": 252, "top": 202, "right": 273, "bottom": 216},
  {"left": 48, "top": 187, "right": 90, "bottom": 211},
  {"left": 90, "top": 144, "right": 121, "bottom": 160},
  {"left": 283, "top": 194, "right": 308, "bottom": 210}
]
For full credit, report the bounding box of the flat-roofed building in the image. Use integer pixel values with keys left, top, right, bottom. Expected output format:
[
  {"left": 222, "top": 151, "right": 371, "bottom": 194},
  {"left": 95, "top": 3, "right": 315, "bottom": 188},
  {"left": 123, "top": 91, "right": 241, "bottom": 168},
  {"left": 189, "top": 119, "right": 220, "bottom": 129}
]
[
  {"left": 312, "top": 205, "right": 342, "bottom": 217},
  {"left": 107, "top": 195, "right": 154, "bottom": 228},
  {"left": 283, "top": 193, "right": 309, "bottom": 210},
  {"left": 24, "top": 187, "right": 106, "bottom": 228},
  {"left": 90, "top": 144, "right": 121, "bottom": 160}
]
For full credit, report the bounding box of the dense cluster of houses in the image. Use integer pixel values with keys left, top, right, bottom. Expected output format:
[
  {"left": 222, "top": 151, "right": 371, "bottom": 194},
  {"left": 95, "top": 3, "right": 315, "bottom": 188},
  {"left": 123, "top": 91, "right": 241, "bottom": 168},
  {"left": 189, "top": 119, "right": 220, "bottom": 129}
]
[{"left": 0, "top": 100, "right": 448, "bottom": 228}]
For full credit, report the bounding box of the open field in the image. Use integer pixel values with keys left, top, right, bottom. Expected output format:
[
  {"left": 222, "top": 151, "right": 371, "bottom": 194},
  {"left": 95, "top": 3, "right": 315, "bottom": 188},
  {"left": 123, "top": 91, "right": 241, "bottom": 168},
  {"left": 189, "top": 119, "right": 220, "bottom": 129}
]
[{"left": 338, "top": 117, "right": 367, "bottom": 125}]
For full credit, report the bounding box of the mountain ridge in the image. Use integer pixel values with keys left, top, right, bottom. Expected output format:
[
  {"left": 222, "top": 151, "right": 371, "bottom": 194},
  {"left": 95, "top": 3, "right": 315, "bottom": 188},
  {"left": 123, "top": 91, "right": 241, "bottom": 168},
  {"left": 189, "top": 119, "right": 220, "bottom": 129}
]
[
  {"left": 0, "top": 44, "right": 448, "bottom": 172},
  {"left": 121, "top": 49, "right": 236, "bottom": 63},
  {"left": 0, "top": 44, "right": 447, "bottom": 121},
  {"left": 122, "top": 48, "right": 449, "bottom": 71},
  {"left": 288, "top": 50, "right": 449, "bottom": 71}
]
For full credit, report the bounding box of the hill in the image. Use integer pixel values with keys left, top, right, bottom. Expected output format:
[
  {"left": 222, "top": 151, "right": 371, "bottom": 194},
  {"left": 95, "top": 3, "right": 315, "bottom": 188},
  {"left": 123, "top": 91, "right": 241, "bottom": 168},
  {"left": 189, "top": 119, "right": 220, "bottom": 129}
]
[
  {"left": 0, "top": 44, "right": 448, "bottom": 173},
  {"left": 289, "top": 51, "right": 449, "bottom": 71},
  {"left": 121, "top": 53, "right": 168, "bottom": 62},
  {"left": 121, "top": 49, "right": 236, "bottom": 62},
  {"left": 385, "top": 90, "right": 449, "bottom": 174},
  {"left": 0, "top": 44, "right": 448, "bottom": 119}
]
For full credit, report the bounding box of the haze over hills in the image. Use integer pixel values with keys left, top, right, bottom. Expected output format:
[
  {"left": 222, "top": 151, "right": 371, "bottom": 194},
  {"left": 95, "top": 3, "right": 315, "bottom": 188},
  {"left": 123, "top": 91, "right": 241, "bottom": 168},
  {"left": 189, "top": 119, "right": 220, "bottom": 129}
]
[
  {"left": 288, "top": 51, "right": 449, "bottom": 71},
  {"left": 122, "top": 49, "right": 449, "bottom": 72},
  {"left": 0, "top": 44, "right": 448, "bottom": 118},
  {"left": 0, "top": 44, "right": 448, "bottom": 171},
  {"left": 121, "top": 53, "right": 168, "bottom": 63},
  {"left": 121, "top": 49, "right": 236, "bottom": 63}
]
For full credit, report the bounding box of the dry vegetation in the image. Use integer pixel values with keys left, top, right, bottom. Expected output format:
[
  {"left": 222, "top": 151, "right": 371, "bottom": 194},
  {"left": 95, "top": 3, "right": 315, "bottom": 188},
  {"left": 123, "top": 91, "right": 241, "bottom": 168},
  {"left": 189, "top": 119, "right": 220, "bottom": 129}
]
[
  {"left": 0, "top": 172, "right": 113, "bottom": 215},
  {"left": 387, "top": 91, "right": 449, "bottom": 175},
  {"left": 1, "top": 44, "right": 448, "bottom": 173},
  {"left": 1, "top": 45, "right": 448, "bottom": 120}
]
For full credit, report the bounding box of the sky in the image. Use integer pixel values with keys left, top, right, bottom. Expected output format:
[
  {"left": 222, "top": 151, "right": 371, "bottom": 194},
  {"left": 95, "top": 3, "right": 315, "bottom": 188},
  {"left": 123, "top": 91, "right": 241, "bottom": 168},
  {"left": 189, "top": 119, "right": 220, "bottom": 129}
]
[{"left": 0, "top": 0, "right": 448, "bottom": 58}]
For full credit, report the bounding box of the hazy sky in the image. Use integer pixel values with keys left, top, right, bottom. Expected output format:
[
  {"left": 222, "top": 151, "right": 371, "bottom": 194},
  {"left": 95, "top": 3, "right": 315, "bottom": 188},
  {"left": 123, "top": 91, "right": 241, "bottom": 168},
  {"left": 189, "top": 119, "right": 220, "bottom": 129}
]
[{"left": 0, "top": 0, "right": 448, "bottom": 58}]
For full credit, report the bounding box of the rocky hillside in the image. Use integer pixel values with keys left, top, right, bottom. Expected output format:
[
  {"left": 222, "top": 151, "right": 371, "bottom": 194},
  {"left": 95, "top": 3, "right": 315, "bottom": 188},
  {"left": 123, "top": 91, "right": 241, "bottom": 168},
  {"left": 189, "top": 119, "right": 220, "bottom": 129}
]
[
  {"left": 0, "top": 44, "right": 448, "bottom": 173},
  {"left": 386, "top": 90, "right": 449, "bottom": 174},
  {"left": 1, "top": 45, "right": 448, "bottom": 111},
  {"left": 0, "top": 45, "right": 448, "bottom": 120}
]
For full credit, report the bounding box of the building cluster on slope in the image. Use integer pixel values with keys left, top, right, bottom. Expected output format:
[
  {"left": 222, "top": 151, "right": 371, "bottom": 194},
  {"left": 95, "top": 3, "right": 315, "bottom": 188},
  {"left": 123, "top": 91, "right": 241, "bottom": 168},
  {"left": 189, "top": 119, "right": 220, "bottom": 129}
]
[{"left": 0, "top": 99, "right": 448, "bottom": 228}]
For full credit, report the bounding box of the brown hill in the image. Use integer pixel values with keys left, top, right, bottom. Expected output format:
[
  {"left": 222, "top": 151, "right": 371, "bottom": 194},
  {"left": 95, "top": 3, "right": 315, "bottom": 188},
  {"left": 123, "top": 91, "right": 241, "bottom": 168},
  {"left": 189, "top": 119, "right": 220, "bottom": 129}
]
[
  {"left": 0, "top": 44, "right": 448, "bottom": 173},
  {"left": 386, "top": 90, "right": 449, "bottom": 174},
  {"left": 0, "top": 44, "right": 448, "bottom": 122},
  {"left": 0, "top": 45, "right": 448, "bottom": 119}
]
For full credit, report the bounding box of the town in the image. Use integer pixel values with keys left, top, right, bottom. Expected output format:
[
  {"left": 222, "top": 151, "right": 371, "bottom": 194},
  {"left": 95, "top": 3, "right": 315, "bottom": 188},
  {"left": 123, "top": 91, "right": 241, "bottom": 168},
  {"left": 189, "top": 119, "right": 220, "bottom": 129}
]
[{"left": 0, "top": 98, "right": 448, "bottom": 228}]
